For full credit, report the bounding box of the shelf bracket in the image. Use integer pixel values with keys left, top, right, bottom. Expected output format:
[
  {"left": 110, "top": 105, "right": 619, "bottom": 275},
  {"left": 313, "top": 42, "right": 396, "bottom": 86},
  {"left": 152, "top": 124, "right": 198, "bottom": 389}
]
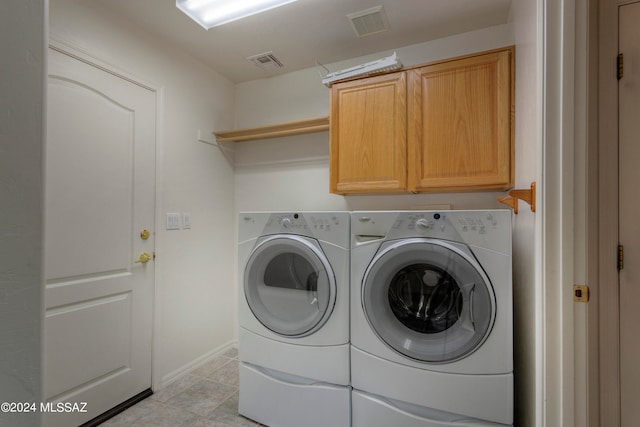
[
  {"left": 197, "top": 129, "right": 235, "bottom": 166},
  {"left": 497, "top": 182, "right": 536, "bottom": 214}
]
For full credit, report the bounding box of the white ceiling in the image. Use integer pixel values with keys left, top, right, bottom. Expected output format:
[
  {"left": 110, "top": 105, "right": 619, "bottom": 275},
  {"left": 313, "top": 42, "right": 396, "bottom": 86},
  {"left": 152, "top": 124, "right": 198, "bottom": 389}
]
[{"left": 93, "top": 0, "right": 512, "bottom": 83}]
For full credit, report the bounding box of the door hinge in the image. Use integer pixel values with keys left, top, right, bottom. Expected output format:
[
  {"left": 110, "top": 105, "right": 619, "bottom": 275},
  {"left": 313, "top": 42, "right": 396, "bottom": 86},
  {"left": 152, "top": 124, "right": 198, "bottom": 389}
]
[
  {"left": 617, "top": 53, "right": 624, "bottom": 80},
  {"left": 618, "top": 244, "right": 624, "bottom": 270}
]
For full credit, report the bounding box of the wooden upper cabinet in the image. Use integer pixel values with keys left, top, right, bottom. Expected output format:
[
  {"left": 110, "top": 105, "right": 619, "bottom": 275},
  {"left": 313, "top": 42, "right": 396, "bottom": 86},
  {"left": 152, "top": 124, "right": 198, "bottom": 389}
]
[
  {"left": 329, "top": 46, "right": 514, "bottom": 195},
  {"left": 407, "top": 48, "right": 514, "bottom": 192},
  {"left": 330, "top": 72, "right": 407, "bottom": 194}
]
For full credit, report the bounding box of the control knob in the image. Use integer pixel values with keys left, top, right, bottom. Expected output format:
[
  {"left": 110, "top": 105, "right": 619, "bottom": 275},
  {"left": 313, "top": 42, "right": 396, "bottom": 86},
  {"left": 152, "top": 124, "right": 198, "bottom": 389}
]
[
  {"left": 281, "top": 217, "right": 293, "bottom": 229},
  {"left": 416, "top": 218, "right": 433, "bottom": 230}
]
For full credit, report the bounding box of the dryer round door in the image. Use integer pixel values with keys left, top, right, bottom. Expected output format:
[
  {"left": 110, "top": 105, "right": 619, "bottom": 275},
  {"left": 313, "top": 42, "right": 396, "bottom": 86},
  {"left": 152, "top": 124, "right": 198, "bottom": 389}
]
[
  {"left": 362, "top": 238, "right": 496, "bottom": 363},
  {"left": 244, "top": 234, "right": 337, "bottom": 337}
]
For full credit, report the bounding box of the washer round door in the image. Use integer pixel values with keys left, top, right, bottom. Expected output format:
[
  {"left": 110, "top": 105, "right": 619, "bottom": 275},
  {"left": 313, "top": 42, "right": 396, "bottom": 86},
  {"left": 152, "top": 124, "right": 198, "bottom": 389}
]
[
  {"left": 244, "top": 234, "right": 337, "bottom": 337},
  {"left": 362, "top": 238, "right": 496, "bottom": 363}
]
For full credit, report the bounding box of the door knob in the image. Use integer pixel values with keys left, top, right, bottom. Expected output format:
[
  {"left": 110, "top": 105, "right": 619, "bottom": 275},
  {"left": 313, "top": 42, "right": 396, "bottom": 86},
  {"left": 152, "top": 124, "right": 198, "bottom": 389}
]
[{"left": 135, "top": 252, "right": 153, "bottom": 264}]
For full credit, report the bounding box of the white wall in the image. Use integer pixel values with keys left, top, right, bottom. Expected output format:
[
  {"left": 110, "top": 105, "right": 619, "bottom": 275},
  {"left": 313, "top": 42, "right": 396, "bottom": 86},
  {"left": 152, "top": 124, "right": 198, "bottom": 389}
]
[
  {"left": 48, "top": 0, "right": 237, "bottom": 388},
  {"left": 510, "top": 1, "right": 542, "bottom": 426},
  {"left": 0, "top": 1, "right": 45, "bottom": 426},
  {"left": 233, "top": 17, "right": 542, "bottom": 427}
]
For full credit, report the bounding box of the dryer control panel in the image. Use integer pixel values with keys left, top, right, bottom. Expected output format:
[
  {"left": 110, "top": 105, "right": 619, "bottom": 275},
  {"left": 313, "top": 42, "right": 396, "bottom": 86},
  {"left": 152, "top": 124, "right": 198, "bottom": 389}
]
[
  {"left": 269, "top": 213, "right": 344, "bottom": 233},
  {"left": 239, "top": 212, "right": 350, "bottom": 249}
]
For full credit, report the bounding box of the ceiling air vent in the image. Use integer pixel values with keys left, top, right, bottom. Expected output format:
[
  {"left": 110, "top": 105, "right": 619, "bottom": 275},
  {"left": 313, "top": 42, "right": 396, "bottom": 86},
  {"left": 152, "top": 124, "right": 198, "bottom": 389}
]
[
  {"left": 347, "top": 5, "right": 389, "bottom": 37},
  {"left": 247, "top": 51, "right": 285, "bottom": 71}
]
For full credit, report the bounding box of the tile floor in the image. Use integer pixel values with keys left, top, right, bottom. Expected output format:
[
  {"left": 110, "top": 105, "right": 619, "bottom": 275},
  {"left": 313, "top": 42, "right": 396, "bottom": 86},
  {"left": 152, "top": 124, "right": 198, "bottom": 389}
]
[{"left": 102, "top": 348, "right": 264, "bottom": 427}]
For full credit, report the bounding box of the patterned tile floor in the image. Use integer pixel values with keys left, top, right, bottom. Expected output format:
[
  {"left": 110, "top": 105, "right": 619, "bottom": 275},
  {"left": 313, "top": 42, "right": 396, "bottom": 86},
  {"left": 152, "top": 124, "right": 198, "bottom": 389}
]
[{"left": 102, "top": 348, "right": 264, "bottom": 427}]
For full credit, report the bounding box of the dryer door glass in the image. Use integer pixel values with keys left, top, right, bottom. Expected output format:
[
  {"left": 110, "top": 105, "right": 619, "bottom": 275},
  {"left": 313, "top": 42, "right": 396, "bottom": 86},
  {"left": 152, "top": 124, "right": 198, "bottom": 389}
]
[
  {"left": 245, "top": 234, "right": 336, "bottom": 337},
  {"left": 362, "top": 238, "right": 495, "bottom": 363}
]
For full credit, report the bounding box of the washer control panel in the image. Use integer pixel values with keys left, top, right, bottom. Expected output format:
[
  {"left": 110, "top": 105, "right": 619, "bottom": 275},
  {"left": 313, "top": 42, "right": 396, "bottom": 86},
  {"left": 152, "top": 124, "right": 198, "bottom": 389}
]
[
  {"left": 396, "top": 212, "right": 503, "bottom": 235},
  {"left": 455, "top": 213, "right": 499, "bottom": 234},
  {"left": 352, "top": 210, "right": 511, "bottom": 254}
]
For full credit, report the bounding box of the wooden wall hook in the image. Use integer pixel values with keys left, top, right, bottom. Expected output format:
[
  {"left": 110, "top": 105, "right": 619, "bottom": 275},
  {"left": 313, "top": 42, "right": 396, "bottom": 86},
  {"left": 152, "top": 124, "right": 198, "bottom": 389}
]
[{"left": 497, "top": 182, "right": 536, "bottom": 214}]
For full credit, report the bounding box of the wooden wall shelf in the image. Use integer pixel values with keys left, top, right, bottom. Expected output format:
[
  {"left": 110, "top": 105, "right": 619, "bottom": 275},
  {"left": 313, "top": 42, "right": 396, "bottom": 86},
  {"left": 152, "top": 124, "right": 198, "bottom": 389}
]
[{"left": 213, "top": 116, "right": 329, "bottom": 143}]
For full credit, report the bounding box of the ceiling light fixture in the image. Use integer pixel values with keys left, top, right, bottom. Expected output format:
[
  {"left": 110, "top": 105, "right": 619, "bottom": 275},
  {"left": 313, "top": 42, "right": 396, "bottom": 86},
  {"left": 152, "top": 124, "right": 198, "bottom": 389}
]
[
  {"left": 177, "top": 0, "right": 298, "bottom": 29},
  {"left": 321, "top": 52, "right": 402, "bottom": 86}
]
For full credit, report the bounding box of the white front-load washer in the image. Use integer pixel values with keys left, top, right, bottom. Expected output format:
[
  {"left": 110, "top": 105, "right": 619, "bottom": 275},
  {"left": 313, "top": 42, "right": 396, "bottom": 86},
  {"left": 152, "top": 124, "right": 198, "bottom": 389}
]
[
  {"left": 238, "top": 212, "right": 350, "bottom": 427},
  {"left": 350, "top": 210, "right": 513, "bottom": 427}
]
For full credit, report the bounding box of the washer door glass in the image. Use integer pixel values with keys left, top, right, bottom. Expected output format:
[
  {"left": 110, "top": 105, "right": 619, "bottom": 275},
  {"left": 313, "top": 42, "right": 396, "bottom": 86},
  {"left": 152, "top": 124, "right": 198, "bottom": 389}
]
[
  {"left": 245, "top": 234, "right": 336, "bottom": 337},
  {"left": 362, "top": 238, "right": 495, "bottom": 363}
]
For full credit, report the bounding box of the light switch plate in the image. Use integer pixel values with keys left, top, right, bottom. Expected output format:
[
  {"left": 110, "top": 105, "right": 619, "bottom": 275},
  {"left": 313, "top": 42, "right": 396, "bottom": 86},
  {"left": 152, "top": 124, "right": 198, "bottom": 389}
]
[
  {"left": 166, "top": 212, "right": 181, "bottom": 230},
  {"left": 183, "top": 212, "right": 191, "bottom": 229}
]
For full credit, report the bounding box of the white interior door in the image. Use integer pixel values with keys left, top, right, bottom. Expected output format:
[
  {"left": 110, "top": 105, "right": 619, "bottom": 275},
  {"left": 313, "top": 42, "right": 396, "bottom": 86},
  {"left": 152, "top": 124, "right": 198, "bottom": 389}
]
[
  {"left": 619, "top": 3, "right": 640, "bottom": 425},
  {"left": 44, "top": 47, "right": 156, "bottom": 427}
]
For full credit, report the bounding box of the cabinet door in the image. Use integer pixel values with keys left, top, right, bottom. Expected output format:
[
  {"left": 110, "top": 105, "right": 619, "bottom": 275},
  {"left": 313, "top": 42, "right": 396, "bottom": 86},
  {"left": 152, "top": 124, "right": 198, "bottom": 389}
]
[
  {"left": 407, "top": 48, "right": 514, "bottom": 192},
  {"left": 330, "top": 72, "right": 407, "bottom": 194}
]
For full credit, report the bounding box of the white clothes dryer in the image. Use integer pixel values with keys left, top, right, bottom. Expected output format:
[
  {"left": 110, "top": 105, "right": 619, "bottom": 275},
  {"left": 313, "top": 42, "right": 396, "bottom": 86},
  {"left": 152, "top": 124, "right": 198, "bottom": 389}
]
[
  {"left": 238, "top": 212, "right": 350, "bottom": 427},
  {"left": 350, "top": 210, "right": 513, "bottom": 427}
]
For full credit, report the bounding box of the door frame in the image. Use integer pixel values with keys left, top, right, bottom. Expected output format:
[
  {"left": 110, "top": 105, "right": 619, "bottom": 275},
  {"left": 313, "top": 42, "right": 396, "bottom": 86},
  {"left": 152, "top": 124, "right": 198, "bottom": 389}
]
[
  {"left": 596, "top": 0, "right": 634, "bottom": 425},
  {"left": 47, "top": 37, "right": 165, "bottom": 393}
]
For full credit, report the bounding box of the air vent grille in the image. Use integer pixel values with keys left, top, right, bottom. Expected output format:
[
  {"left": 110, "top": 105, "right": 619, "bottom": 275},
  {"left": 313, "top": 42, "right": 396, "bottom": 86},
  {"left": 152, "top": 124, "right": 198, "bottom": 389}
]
[
  {"left": 247, "top": 52, "right": 285, "bottom": 71},
  {"left": 347, "top": 5, "right": 389, "bottom": 37}
]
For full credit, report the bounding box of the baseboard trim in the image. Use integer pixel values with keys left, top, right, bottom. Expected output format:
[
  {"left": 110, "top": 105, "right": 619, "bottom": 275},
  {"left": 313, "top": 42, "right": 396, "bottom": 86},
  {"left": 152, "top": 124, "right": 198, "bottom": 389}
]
[
  {"left": 157, "top": 340, "right": 238, "bottom": 389},
  {"left": 79, "top": 388, "right": 153, "bottom": 427}
]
